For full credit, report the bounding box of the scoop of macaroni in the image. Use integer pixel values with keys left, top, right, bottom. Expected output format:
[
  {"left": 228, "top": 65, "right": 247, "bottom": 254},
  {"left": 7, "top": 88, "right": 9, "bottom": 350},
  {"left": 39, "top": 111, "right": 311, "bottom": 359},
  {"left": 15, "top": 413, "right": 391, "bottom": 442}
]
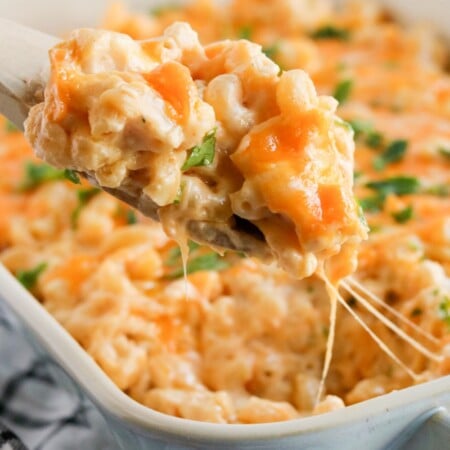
[{"left": 25, "top": 22, "right": 367, "bottom": 280}]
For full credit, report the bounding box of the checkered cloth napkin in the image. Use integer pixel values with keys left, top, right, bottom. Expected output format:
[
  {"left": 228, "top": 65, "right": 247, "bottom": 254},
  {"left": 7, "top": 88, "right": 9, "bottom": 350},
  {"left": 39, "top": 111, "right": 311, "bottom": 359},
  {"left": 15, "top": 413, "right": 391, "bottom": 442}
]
[{"left": 0, "top": 302, "right": 116, "bottom": 450}]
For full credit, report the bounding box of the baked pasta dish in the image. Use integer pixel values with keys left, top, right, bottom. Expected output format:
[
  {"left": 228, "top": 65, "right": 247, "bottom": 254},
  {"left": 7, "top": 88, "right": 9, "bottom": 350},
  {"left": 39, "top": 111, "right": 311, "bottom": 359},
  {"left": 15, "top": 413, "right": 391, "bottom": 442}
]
[{"left": 0, "top": 0, "right": 449, "bottom": 424}]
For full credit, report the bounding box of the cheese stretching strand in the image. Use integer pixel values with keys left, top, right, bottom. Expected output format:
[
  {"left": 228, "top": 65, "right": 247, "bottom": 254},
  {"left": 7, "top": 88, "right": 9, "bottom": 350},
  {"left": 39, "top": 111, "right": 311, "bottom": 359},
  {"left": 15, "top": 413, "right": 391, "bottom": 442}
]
[{"left": 25, "top": 23, "right": 368, "bottom": 281}]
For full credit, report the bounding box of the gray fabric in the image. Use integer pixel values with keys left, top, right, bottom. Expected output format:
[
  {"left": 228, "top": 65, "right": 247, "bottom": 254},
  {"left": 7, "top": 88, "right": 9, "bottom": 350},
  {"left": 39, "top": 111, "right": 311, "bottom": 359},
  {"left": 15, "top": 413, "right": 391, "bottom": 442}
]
[{"left": 0, "top": 301, "right": 116, "bottom": 450}]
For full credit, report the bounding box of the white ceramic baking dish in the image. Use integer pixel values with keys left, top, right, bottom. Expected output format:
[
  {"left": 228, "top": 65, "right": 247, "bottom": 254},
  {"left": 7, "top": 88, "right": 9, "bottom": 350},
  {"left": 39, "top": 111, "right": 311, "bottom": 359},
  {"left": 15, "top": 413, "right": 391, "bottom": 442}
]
[{"left": 0, "top": 1, "right": 449, "bottom": 449}]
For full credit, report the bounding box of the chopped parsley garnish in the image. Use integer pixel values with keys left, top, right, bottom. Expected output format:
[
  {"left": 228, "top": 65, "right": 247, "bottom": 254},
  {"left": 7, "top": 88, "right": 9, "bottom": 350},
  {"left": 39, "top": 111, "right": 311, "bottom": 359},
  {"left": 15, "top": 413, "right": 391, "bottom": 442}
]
[
  {"left": 182, "top": 128, "right": 216, "bottom": 171},
  {"left": 347, "top": 119, "right": 385, "bottom": 148},
  {"left": 20, "top": 162, "right": 70, "bottom": 191},
  {"left": 438, "top": 147, "right": 450, "bottom": 159},
  {"left": 76, "top": 187, "right": 100, "bottom": 204},
  {"left": 391, "top": 205, "right": 413, "bottom": 223},
  {"left": 356, "top": 201, "right": 368, "bottom": 227},
  {"left": 115, "top": 206, "right": 138, "bottom": 225},
  {"left": 5, "top": 120, "right": 19, "bottom": 133},
  {"left": 150, "top": 4, "right": 180, "bottom": 16},
  {"left": 71, "top": 188, "right": 101, "bottom": 227},
  {"left": 373, "top": 139, "right": 408, "bottom": 171},
  {"left": 369, "top": 224, "right": 383, "bottom": 233},
  {"left": 360, "top": 177, "right": 419, "bottom": 212},
  {"left": 348, "top": 119, "right": 373, "bottom": 138},
  {"left": 262, "top": 43, "right": 279, "bottom": 61},
  {"left": 173, "top": 182, "right": 185, "bottom": 205},
  {"left": 424, "top": 184, "right": 450, "bottom": 197},
  {"left": 165, "top": 240, "right": 200, "bottom": 267},
  {"left": 63, "top": 169, "right": 81, "bottom": 184},
  {"left": 366, "top": 176, "right": 420, "bottom": 196},
  {"left": 165, "top": 241, "right": 229, "bottom": 278},
  {"left": 126, "top": 210, "right": 138, "bottom": 225},
  {"left": 365, "top": 131, "right": 384, "bottom": 149},
  {"left": 167, "top": 253, "right": 230, "bottom": 279},
  {"left": 410, "top": 307, "right": 423, "bottom": 317},
  {"left": 237, "top": 25, "right": 253, "bottom": 40},
  {"left": 438, "top": 297, "right": 450, "bottom": 328},
  {"left": 358, "top": 195, "right": 385, "bottom": 212},
  {"left": 16, "top": 262, "right": 47, "bottom": 290},
  {"left": 311, "top": 25, "right": 350, "bottom": 40},
  {"left": 333, "top": 79, "right": 353, "bottom": 104},
  {"left": 334, "top": 118, "right": 352, "bottom": 131}
]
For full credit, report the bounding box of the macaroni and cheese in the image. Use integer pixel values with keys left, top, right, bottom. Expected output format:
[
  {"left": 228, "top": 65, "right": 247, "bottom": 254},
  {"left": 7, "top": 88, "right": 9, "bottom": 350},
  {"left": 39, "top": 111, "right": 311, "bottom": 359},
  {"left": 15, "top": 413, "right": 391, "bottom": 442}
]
[
  {"left": 0, "top": 0, "right": 449, "bottom": 424},
  {"left": 24, "top": 21, "right": 367, "bottom": 281}
]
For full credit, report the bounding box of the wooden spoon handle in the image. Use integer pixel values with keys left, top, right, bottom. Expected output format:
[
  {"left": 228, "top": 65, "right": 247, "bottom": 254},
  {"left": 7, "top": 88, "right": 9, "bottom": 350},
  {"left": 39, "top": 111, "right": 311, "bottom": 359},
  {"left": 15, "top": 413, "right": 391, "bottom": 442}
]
[{"left": 0, "top": 18, "right": 58, "bottom": 128}]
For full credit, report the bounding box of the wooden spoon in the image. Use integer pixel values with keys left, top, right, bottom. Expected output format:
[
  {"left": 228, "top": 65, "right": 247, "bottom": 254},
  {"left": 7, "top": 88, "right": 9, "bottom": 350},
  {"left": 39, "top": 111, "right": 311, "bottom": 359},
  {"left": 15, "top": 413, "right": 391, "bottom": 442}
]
[{"left": 0, "top": 18, "right": 272, "bottom": 259}]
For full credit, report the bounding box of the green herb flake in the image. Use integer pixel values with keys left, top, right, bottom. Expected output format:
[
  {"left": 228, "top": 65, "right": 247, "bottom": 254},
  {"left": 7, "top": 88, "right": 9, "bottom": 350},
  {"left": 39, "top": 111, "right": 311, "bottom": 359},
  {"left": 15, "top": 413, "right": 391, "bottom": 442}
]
[
  {"left": 150, "top": 4, "right": 180, "bottom": 16},
  {"left": 16, "top": 262, "right": 48, "bottom": 290},
  {"left": 391, "top": 205, "right": 413, "bottom": 224},
  {"left": 365, "top": 131, "right": 384, "bottom": 149},
  {"left": 438, "top": 147, "right": 450, "bottom": 159},
  {"left": 369, "top": 224, "right": 383, "bottom": 233},
  {"left": 348, "top": 119, "right": 373, "bottom": 138},
  {"left": 262, "top": 43, "right": 279, "bottom": 61},
  {"left": 5, "top": 120, "right": 19, "bottom": 133},
  {"left": 115, "top": 206, "right": 138, "bottom": 225},
  {"left": 333, "top": 79, "right": 353, "bottom": 104},
  {"left": 358, "top": 195, "right": 385, "bottom": 212},
  {"left": 71, "top": 188, "right": 101, "bottom": 227},
  {"left": 373, "top": 139, "right": 408, "bottom": 171},
  {"left": 237, "top": 25, "right": 253, "bottom": 40},
  {"left": 424, "top": 184, "right": 450, "bottom": 197},
  {"left": 173, "top": 182, "right": 184, "bottom": 205},
  {"left": 167, "top": 253, "right": 229, "bottom": 279},
  {"left": 366, "top": 176, "right": 420, "bottom": 196},
  {"left": 77, "top": 188, "right": 100, "bottom": 204},
  {"left": 126, "top": 210, "right": 138, "bottom": 225},
  {"left": 334, "top": 118, "right": 352, "bottom": 132},
  {"left": 182, "top": 128, "right": 217, "bottom": 171},
  {"left": 311, "top": 25, "right": 350, "bottom": 41},
  {"left": 356, "top": 201, "right": 368, "bottom": 227},
  {"left": 438, "top": 297, "right": 450, "bottom": 328},
  {"left": 63, "top": 169, "right": 81, "bottom": 185},
  {"left": 20, "top": 162, "right": 68, "bottom": 191},
  {"left": 165, "top": 241, "right": 200, "bottom": 267}
]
